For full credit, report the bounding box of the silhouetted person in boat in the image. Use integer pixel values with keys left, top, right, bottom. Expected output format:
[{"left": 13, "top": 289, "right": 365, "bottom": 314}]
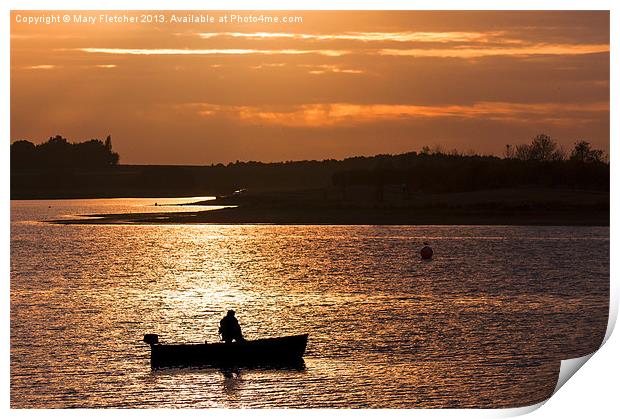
[{"left": 219, "top": 310, "right": 245, "bottom": 343}]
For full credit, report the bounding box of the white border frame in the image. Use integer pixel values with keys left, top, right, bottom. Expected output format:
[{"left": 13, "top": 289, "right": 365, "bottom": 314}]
[{"left": 3, "top": 1, "right": 616, "bottom": 418}]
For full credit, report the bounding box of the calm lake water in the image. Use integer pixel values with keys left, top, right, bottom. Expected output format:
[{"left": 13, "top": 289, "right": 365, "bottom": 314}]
[{"left": 10, "top": 198, "right": 609, "bottom": 408}]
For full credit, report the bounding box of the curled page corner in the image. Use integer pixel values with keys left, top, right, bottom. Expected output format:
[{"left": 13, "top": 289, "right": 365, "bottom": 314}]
[
  {"left": 553, "top": 353, "right": 595, "bottom": 394},
  {"left": 492, "top": 400, "right": 546, "bottom": 417},
  {"left": 548, "top": 290, "right": 618, "bottom": 401},
  {"left": 496, "top": 303, "right": 616, "bottom": 417},
  {"left": 491, "top": 354, "right": 596, "bottom": 418},
  {"left": 545, "top": 302, "right": 616, "bottom": 404},
  {"left": 527, "top": 301, "right": 617, "bottom": 414}
]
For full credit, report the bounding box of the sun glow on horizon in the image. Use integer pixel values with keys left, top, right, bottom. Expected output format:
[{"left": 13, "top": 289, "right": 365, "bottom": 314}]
[{"left": 10, "top": 10, "right": 610, "bottom": 164}]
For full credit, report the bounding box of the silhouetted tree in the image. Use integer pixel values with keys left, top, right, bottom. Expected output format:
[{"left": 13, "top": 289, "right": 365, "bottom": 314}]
[
  {"left": 514, "top": 144, "right": 531, "bottom": 160},
  {"left": 10, "top": 135, "right": 120, "bottom": 169},
  {"left": 570, "top": 141, "right": 605, "bottom": 164},
  {"left": 528, "top": 134, "right": 563, "bottom": 161},
  {"left": 513, "top": 134, "right": 565, "bottom": 161},
  {"left": 10, "top": 140, "right": 36, "bottom": 169}
]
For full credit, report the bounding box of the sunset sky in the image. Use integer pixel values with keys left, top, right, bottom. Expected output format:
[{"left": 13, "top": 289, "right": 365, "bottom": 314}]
[{"left": 10, "top": 11, "right": 609, "bottom": 165}]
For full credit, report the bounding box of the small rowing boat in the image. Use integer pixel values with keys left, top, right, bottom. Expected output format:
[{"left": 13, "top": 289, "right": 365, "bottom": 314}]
[{"left": 143, "top": 333, "right": 308, "bottom": 369}]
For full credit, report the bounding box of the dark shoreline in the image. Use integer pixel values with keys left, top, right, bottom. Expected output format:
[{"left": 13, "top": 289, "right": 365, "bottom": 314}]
[
  {"left": 27, "top": 185, "right": 607, "bottom": 227},
  {"left": 49, "top": 205, "right": 609, "bottom": 226}
]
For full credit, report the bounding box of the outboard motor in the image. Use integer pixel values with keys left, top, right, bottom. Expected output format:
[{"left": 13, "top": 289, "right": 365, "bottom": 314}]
[
  {"left": 143, "top": 334, "right": 159, "bottom": 345},
  {"left": 420, "top": 242, "right": 433, "bottom": 260}
]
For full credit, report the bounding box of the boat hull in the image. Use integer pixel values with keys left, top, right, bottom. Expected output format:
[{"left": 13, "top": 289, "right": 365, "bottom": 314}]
[{"left": 148, "top": 334, "right": 308, "bottom": 369}]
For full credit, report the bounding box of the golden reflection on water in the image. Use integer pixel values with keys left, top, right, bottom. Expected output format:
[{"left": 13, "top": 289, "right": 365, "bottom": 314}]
[{"left": 10, "top": 199, "right": 609, "bottom": 408}]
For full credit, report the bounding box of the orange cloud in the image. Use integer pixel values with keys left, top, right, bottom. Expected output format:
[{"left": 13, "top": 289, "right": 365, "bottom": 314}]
[
  {"left": 23, "top": 64, "right": 58, "bottom": 70},
  {"left": 380, "top": 43, "right": 609, "bottom": 58},
  {"left": 73, "top": 41, "right": 608, "bottom": 59},
  {"left": 18, "top": 64, "right": 117, "bottom": 70},
  {"left": 303, "top": 64, "right": 364, "bottom": 75},
  {"left": 197, "top": 31, "right": 511, "bottom": 43},
  {"left": 186, "top": 102, "right": 608, "bottom": 127},
  {"left": 75, "top": 47, "right": 347, "bottom": 57}
]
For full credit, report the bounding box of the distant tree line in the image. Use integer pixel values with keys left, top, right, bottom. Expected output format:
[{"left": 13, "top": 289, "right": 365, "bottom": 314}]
[
  {"left": 504, "top": 134, "right": 606, "bottom": 163},
  {"left": 10, "top": 132, "right": 608, "bottom": 199},
  {"left": 11, "top": 135, "right": 119, "bottom": 170},
  {"left": 332, "top": 134, "right": 608, "bottom": 194}
]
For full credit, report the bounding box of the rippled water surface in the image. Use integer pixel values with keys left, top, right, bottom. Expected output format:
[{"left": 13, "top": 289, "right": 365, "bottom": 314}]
[{"left": 10, "top": 199, "right": 609, "bottom": 408}]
